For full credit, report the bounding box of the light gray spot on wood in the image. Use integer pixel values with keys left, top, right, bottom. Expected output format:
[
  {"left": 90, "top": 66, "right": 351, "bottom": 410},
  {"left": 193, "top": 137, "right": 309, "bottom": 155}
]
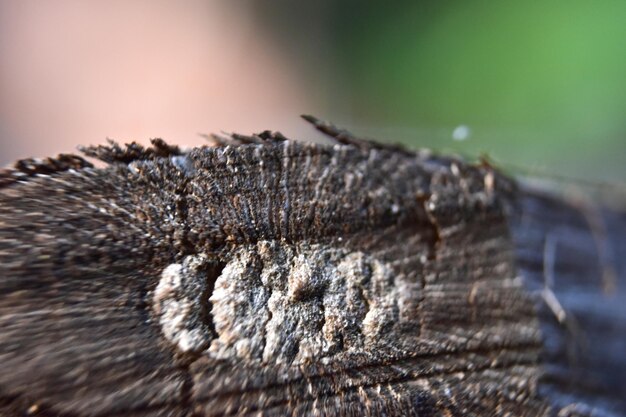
[
  {"left": 207, "top": 241, "right": 407, "bottom": 365},
  {"left": 153, "top": 255, "right": 212, "bottom": 353}
]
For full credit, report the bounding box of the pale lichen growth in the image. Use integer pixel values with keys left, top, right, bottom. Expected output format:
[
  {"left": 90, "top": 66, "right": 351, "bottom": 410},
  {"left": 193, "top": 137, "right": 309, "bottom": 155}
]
[
  {"left": 153, "top": 255, "right": 212, "bottom": 353},
  {"left": 208, "top": 241, "right": 405, "bottom": 365},
  {"left": 153, "top": 241, "right": 410, "bottom": 364}
]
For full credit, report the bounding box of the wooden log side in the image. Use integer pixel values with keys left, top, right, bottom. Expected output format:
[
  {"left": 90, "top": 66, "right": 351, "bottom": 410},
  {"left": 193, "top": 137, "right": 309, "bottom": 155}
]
[
  {"left": 510, "top": 182, "right": 626, "bottom": 415},
  {"left": 0, "top": 126, "right": 624, "bottom": 416}
]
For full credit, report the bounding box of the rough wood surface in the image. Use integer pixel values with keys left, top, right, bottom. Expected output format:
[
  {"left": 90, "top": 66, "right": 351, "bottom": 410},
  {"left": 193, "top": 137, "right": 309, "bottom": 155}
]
[
  {"left": 0, "top": 118, "right": 624, "bottom": 416},
  {"left": 510, "top": 182, "right": 626, "bottom": 416}
]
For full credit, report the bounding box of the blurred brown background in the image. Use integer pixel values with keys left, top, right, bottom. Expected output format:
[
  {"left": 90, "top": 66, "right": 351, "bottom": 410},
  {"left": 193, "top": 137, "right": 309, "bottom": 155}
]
[{"left": 1, "top": 1, "right": 625, "bottom": 182}]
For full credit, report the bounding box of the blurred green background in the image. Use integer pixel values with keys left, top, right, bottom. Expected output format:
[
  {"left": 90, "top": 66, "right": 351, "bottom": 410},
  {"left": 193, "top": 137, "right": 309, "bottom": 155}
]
[
  {"left": 253, "top": 0, "right": 626, "bottom": 182},
  {"left": 1, "top": 1, "right": 624, "bottom": 182}
]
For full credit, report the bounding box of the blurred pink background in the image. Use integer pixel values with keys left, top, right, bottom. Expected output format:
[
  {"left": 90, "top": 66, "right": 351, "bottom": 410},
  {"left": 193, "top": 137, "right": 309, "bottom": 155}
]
[{"left": 0, "top": 1, "right": 319, "bottom": 164}]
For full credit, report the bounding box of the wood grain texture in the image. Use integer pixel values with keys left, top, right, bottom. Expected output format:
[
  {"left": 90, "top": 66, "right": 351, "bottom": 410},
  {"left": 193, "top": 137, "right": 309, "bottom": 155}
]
[
  {"left": 0, "top": 120, "right": 623, "bottom": 416},
  {"left": 510, "top": 182, "right": 626, "bottom": 416}
]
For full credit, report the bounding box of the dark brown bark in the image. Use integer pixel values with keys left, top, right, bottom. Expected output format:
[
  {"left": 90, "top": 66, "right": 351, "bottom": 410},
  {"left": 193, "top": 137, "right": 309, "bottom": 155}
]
[{"left": 0, "top": 119, "right": 624, "bottom": 416}]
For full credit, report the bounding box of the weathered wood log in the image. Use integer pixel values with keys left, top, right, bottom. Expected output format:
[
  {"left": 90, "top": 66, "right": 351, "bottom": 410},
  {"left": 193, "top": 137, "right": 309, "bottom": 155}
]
[{"left": 0, "top": 117, "right": 624, "bottom": 416}]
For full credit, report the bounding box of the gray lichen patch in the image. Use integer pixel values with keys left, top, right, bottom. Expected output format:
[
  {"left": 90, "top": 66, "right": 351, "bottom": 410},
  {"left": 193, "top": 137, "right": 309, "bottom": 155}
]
[
  {"left": 152, "top": 242, "right": 413, "bottom": 365},
  {"left": 152, "top": 255, "right": 214, "bottom": 353},
  {"left": 208, "top": 241, "right": 405, "bottom": 365}
]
